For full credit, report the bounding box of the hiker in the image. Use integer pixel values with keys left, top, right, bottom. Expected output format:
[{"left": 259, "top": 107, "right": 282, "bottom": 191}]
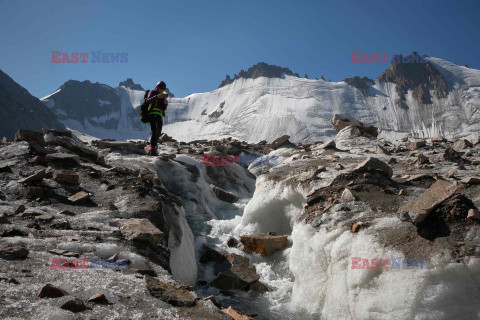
[{"left": 145, "top": 81, "right": 168, "bottom": 156}]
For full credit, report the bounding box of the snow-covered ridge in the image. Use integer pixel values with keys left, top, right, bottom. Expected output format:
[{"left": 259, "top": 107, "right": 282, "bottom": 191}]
[{"left": 40, "top": 57, "right": 480, "bottom": 143}]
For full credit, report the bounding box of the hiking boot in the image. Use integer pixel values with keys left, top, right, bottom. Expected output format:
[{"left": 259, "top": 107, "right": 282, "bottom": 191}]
[{"left": 148, "top": 148, "right": 157, "bottom": 156}]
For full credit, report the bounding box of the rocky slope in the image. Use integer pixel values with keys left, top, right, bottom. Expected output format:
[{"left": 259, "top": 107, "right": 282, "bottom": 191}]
[
  {"left": 40, "top": 54, "right": 480, "bottom": 143},
  {"left": 0, "top": 69, "right": 65, "bottom": 140},
  {"left": 3, "top": 117, "right": 480, "bottom": 319}
]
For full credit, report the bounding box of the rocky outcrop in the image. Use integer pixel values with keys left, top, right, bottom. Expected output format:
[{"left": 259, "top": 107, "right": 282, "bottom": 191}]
[
  {"left": 219, "top": 62, "right": 298, "bottom": 88},
  {"left": 378, "top": 52, "right": 448, "bottom": 104},
  {"left": 118, "top": 218, "right": 165, "bottom": 247},
  {"left": 331, "top": 114, "right": 378, "bottom": 137}
]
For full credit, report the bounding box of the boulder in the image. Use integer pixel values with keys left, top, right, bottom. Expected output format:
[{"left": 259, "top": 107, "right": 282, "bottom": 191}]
[
  {"left": 42, "top": 128, "right": 72, "bottom": 138},
  {"left": 53, "top": 170, "right": 79, "bottom": 185},
  {"left": 408, "top": 140, "right": 426, "bottom": 151},
  {"left": 37, "top": 283, "right": 68, "bottom": 298},
  {"left": 118, "top": 218, "right": 164, "bottom": 247},
  {"left": 14, "top": 129, "right": 45, "bottom": 147},
  {"left": 452, "top": 138, "right": 472, "bottom": 151},
  {"left": 352, "top": 157, "right": 393, "bottom": 178},
  {"left": 239, "top": 234, "right": 288, "bottom": 255},
  {"left": 330, "top": 114, "right": 378, "bottom": 137},
  {"left": 211, "top": 185, "right": 239, "bottom": 203},
  {"left": 269, "top": 135, "right": 291, "bottom": 150},
  {"left": 340, "top": 188, "right": 357, "bottom": 202},
  {"left": 398, "top": 179, "right": 457, "bottom": 223},
  {"left": 60, "top": 298, "right": 87, "bottom": 313},
  {"left": 144, "top": 275, "right": 196, "bottom": 307},
  {"left": 442, "top": 148, "right": 465, "bottom": 163},
  {"left": 209, "top": 253, "right": 260, "bottom": 291},
  {"left": 87, "top": 293, "right": 110, "bottom": 304}
]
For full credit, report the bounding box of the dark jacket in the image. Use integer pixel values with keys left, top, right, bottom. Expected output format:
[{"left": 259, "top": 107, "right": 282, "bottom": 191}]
[{"left": 146, "top": 89, "right": 167, "bottom": 116}]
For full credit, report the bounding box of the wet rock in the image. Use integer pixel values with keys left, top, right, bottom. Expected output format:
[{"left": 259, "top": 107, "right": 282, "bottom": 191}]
[
  {"left": 227, "top": 236, "right": 239, "bottom": 248},
  {"left": 18, "top": 169, "right": 46, "bottom": 183},
  {"left": 398, "top": 179, "right": 457, "bottom": 223},
  {"left": 408, "top": 140, "right": 426, "bottom": 151},
  {"left": 60, "top": 298, "right": 87, "bottom": 313},
  {"left": 452, "top": 138, "right": 472, "bottom": 151},
  {"left": 340, "top": 188, "right": 357, "bottom": 202},
  {"left": 199, "top": 244, "right": 225, "bottom": 265},
  {"left": 222, "top": 306, "right": 254, "bottom": 320},
  {"left": 53, "top": 170, "right": 79, "bottom": 185},
  {"left": 247, "top": 280, "right": 270, "bottom": 292},
  {"left": 330, "top": 114, "right": 378, "bottom": 137},
  {"left": 144, "top": 275, "right": 196, "bottom": 307},
  {"left": 467, "top": 209, "right": 480, "bottom": 220},
  {"left": 87, "top": 293, "right": 110, "bottom": 304},
  {"left": 14, "top": 129, "right": 45, "bottom": 147},
  {"left": 37, "top": 283, "right": 68, "bottom": 298},
  {"left": 118, "top": 218, "right": 164, "bottom": 247},
  {"left": 239, "top": 234, "right": 288, "bottom": 255},
  {"left": 352, "top": 157, "right": 393, "bottom": 178},
  {"left": 209, "top": 253, "right": 260, "bottom": 291},
  {"left": 68, "top": 191, "right": 90, "bottom": 204},
  {"left": 211, "top": 184, "right": 239, "bottom": 203}
]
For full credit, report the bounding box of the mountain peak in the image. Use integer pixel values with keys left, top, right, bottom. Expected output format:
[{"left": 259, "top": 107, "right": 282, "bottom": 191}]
[
  {"left": 119, "top": 78, "right": 144, "bottom": 90},
  {"left": 219, "top": 62, "right": 298, "bottom": 88}
]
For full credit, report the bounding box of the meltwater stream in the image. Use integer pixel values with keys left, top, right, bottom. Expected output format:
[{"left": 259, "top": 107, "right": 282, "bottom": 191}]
[{"left": 191, "top": 198, "right": 313, "bottom": 320}]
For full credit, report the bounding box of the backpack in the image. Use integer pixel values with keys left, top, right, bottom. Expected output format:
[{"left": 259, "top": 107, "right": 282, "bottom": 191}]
[{"left": 139, "top": 90, "right": 150, "bottom": 123}]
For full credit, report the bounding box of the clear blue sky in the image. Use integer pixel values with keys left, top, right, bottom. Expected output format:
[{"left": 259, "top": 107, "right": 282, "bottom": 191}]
[{"left": 1, "top": 0, "right": 479, "bottom": 99}]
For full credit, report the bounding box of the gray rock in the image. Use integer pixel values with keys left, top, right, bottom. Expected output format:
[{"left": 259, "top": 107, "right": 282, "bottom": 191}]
[
  {"left": 0, "top": 243, "right": 29, "bottom": 260},
  {"left": 211, "top": 185, "right": 239, "bottom": 203},
  {"left": 14, "top": 129, "right": 45, "bottom": 147},
  {"left": 18, "top": 169, "right": 46, "bottom": 183}
]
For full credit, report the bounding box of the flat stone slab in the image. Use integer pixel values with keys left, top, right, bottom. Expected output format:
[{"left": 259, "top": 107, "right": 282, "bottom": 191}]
[{"left": 398, "top": 179, "right": 458, "bottom": 223}]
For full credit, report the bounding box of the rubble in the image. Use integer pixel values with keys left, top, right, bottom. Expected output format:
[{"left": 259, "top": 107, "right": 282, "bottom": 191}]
[{"left": 239, "top": 234, "right": 288, "bottom": 255}]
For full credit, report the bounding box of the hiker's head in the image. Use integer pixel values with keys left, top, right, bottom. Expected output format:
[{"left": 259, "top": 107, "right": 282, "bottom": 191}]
[{"left": 156, "top": 81, "right": 166, "bottom": 91}]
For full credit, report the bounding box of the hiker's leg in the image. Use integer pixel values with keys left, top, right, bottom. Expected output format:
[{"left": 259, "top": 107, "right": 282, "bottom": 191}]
[
  {"left": 150, "top": 117, "right": 158, "bottom": 150},
  {"left": 151, "top": 116, "right": 161, "bottom": 150}
]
